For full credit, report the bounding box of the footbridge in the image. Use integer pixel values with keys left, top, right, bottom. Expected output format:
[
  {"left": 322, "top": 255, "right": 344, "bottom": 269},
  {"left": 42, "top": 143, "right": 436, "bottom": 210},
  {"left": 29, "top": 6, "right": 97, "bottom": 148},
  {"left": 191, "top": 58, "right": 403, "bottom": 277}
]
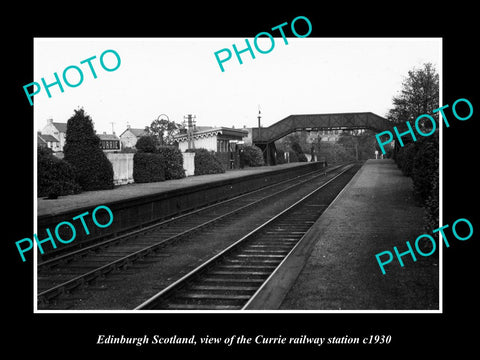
[{"left": 252, "top": 112, "right": 394, "bottom": 165}]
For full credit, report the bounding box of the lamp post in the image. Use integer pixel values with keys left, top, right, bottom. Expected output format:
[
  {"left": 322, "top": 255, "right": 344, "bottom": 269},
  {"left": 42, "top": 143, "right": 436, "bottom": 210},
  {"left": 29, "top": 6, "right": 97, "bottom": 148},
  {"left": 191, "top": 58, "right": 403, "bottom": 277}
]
[
  {"left": 157, "top": 114, "right": 169, "bottom": 121},
  {"left": 154, "top": 114, "right": 169, "bottom": 146}
]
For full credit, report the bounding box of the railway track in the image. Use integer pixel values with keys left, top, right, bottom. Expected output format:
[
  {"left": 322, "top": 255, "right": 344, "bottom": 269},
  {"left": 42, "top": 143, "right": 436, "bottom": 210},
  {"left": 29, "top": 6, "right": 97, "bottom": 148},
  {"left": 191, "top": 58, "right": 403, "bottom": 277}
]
[
  {"left": 37, "top": 163, "right": 350, "bottom": 307},
  {"left": 136, "top": 163, "right": 361, "bottom": 310}
]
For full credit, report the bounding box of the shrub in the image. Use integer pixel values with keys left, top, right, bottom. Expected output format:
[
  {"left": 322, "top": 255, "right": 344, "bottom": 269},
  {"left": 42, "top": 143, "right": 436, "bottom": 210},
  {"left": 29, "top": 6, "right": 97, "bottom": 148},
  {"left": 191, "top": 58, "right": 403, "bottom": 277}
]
[
  {"left": 396, "top": 142, "right": 417, "bottom": 177},
  {"left": 317, "top": 142, "right": 354, "bottom": 164},
  {"left": 242, "top": 145, "right": 265, "bottom": 167},
  {"left": 37, "top": 147, "right": 80, "bottom": 198},
  {"left": 63, "top": 109, "right": 114, "bottom": 191},
  {"left": 288, "top": 151, "right": 299, "bottom": 162},
  {"left": 187, "top": 148, "right": 225, "bottom": 175},
  {"left": 291, "top": 142, "right": 303, "bottom": 155},
  {"left": 424, "top": 160, "right": 439, "bottom": 235},
  {"left": 297, "top": 153, "right": 308, "bottom": 162},
  {"left": 156, "top": 146, "right": 185, "bottom": 180},
  {"left": 394, "top": 133, "right": 439, "bottom": 234},
  {"left": 133, "top": 153, "right": 165, "bottom": 183},
  {"left": 290, "top": 141, "right": 308, "bottom": 162},
  {"left": 412, "top": 135, "right": 439, "bottom": 204},
  {"left": 136, "top": 135, "right": 157, "bottom": 153}
]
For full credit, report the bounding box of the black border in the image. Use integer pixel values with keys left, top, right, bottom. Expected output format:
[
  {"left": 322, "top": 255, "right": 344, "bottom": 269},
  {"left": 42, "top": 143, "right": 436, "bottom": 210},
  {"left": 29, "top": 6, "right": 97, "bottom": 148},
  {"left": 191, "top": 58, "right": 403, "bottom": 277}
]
[{"left": 6, "top": 5, "right": 478, "bottom": 356}]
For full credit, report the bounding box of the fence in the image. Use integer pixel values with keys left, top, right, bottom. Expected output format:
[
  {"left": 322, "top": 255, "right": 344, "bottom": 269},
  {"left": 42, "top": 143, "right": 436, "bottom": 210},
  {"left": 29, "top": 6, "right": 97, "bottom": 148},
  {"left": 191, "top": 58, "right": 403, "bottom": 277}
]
[{"left": 182, "top": 152, "right": 195, "bottom": 176}]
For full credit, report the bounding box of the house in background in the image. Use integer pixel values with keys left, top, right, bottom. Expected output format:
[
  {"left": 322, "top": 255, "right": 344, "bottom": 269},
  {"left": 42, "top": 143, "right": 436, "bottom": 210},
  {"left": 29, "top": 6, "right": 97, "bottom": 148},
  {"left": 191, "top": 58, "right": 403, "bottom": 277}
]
[
  {"left": 40, "top": 119, "right": 67, "bottom": 152},
  {"left": 119, "top": 125, "right": 148, "bottom": 149},
  {"left": 98, "top": 132, "right": 121, "bottom": 152},
  {"left": 37, "top": 132, "right": 60, "bottom": 151},
  {"left": 40, "top": 118, "right": 122, "bottom": 153},
  {"left": 174, "top": 126, "right": 249, "bottom": 170}
]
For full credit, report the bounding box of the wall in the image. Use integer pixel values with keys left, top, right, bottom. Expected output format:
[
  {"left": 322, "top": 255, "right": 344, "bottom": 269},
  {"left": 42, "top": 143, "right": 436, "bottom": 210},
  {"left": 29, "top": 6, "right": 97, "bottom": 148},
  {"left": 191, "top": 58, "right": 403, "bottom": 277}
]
[
  {"left": 106, "top": 153, "right": 134, "bottom": 185},
  {"left": 182, "top": 152, "right": 195, "bottom": 176},
  {"left": 178, "top": 135, "right": 218, "bottom": 152},
  {"left": 107, "top": 152, "right": 195, "bottom": 183}
]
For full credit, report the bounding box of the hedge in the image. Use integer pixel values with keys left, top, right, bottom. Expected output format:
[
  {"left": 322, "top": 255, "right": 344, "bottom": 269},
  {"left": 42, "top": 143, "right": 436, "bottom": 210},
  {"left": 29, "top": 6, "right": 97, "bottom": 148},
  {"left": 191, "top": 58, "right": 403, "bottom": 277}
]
[
  {"left": 133, "top": 153, "right": 165, "bottom": 183},
  {"left": 395, "top": 142, "right": 417, "bottom": 177},
  {"left": 37, "top": 147, "right": 80, "bottom": 198},
  {"left": 187, "top": 148, "right": 225, "bottom": 175},
  {"left": 136, "top": 135, "right": 157, "bottom": 153},
  {"left": 297, "top": 153, "right": 308, "bottom": 162},
  {"left": 242, "top": 145, "right": 265, "bottom": 167},
  {"left": 157, "top": 146, "right": 186, "bottom": 180},
  {"left": 394, "top": 133, "right": 439, "bottom": 234},
  {"left": 424, "top": 161, "right": 439, "bottom": 234},
  {"left": 412, "top": 136, "right": 439, "bottom": 204}
]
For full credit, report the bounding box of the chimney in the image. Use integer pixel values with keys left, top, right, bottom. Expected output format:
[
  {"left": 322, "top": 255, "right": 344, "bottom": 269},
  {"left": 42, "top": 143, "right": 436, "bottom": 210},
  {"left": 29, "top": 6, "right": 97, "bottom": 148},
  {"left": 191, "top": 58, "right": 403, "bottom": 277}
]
[{"left": 47, "top": 118, "right": 53, "bottom": 125}]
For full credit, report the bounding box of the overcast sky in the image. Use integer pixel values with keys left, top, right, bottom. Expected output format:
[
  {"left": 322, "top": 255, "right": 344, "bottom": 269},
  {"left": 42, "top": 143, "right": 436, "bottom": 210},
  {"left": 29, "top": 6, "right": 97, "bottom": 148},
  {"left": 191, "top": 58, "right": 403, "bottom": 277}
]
[{"left": 33, "top": 37, "right": 441, "bottom": 135}]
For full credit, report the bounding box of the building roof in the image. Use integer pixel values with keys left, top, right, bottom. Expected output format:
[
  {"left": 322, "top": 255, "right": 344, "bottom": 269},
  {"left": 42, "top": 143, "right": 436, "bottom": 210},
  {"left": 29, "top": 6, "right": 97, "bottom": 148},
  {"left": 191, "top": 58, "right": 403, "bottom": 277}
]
[
  {"left": 119, "top": 127, "right": 148, "bottom": 138},
  {"left": 98, "top": 133, "right": 120, "bottom": 141},
  {"left": 194, "top": 126, "right": 215, "bottom": 132},
  {"left": 37, "top": 135, "right": 47, "bottom": 145},
  {"left": 174, "top": 127, "right": 249, "bottom": 142},
  {"left": 38, "top": 133, "right": 59, "bottom": 143},
  {"left": 52, "top": 122, "right": 67, "bottom": 133}
]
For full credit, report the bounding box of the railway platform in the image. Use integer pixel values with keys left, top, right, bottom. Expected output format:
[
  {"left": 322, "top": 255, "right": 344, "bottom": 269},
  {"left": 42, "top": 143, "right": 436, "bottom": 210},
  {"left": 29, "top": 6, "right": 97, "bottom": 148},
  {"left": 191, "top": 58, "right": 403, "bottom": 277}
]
[
  {"left": 275, "top": 159, "right": 439, "bottom": 311},
  {"left": 37, "top": 161, "right": 319, "bottom": 217}
]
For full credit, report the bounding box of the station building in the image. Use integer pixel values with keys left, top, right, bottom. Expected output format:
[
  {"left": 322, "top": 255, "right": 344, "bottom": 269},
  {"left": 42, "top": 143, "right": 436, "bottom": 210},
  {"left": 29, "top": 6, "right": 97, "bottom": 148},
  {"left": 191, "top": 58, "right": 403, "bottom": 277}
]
[
  {"left": 174, "top": 126, "right": 249, "bottom": 169},
  {"left": 174, "top": 126, "right": 249, "bottom": 153}
]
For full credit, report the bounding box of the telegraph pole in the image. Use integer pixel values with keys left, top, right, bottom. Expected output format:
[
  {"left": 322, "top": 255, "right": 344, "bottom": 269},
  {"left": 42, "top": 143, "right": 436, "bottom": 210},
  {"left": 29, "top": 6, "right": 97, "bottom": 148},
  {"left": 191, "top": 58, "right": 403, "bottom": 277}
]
[{"left": 184, "top": 114, "right": 196, "bottom": 150}]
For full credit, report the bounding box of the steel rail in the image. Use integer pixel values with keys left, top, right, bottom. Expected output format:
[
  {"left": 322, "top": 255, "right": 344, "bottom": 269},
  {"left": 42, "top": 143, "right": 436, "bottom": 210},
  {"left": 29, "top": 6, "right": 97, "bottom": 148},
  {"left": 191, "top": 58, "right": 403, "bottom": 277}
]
[
  {"left": 135, "top": 163, "right": 356, "bottom": 310},
  {"left": 38, "top": 164, "right": 344, "bottom": 304}
]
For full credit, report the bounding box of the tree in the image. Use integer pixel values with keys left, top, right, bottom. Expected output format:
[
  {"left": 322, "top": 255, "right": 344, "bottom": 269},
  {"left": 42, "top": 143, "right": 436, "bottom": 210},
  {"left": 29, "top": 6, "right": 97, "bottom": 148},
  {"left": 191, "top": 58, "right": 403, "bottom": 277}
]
[
  {"left": 63, "top": 108, "right": 114, "bottom": 191},
  {"left": 337, "top": 130, "right": 377, "bottom": 160},
  {"left": 386, "top": 63, "right": 439, "bottom": 128},
  {"left": 387, "top": 63, "right": 439, "bottom": 232},
  {"left": 145, "top": 117, "right": 181, "bottom": 146}
]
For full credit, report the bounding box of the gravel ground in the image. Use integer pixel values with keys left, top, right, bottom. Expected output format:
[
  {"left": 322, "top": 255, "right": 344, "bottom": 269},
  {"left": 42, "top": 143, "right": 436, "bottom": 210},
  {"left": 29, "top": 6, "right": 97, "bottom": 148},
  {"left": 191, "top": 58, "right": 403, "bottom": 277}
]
[{"left": 279, "top": 159, "right": 439, "bottom": 310}]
